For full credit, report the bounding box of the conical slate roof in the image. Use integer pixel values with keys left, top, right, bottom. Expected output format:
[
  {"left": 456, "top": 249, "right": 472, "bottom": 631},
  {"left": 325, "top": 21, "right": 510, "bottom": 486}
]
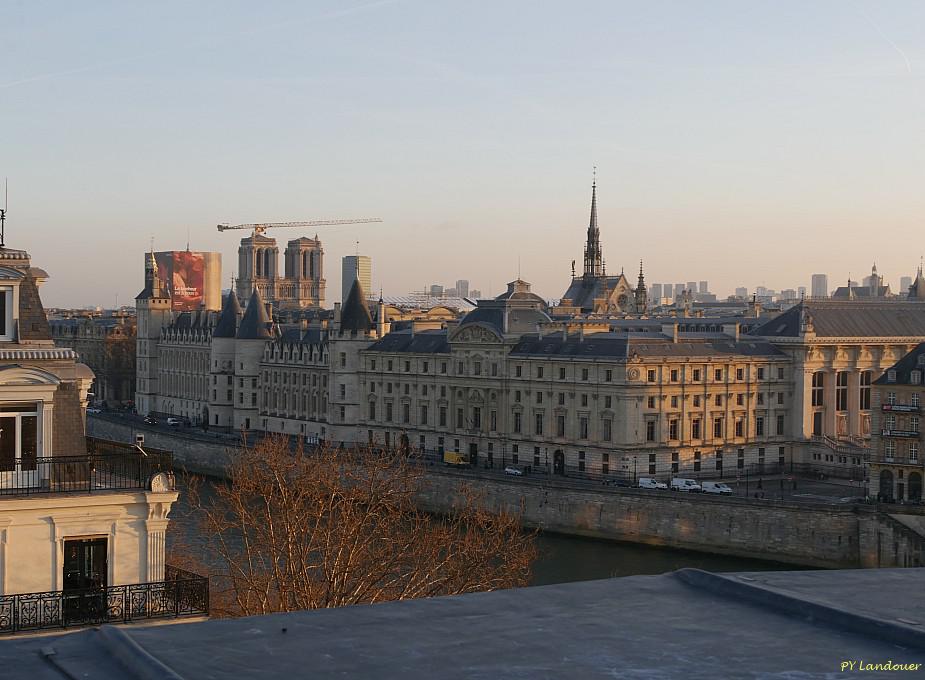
[
  {"left": 341, "top": 278, "right": 373, "bottom": 333},
  {"left": 236, "top": 288, "right": 273, "bottom": 340},
  {"left": 213, "top": 292, "right": 242, "bottom": 338}
]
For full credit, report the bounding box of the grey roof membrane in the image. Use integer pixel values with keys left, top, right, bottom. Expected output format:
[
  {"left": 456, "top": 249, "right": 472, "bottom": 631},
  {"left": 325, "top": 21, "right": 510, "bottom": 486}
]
[
  {"left": 366, "top": 329, "right": 450, "bottom": 354},
  {"left": 3, "top": 568, "right": 924, "bottom": 679}
]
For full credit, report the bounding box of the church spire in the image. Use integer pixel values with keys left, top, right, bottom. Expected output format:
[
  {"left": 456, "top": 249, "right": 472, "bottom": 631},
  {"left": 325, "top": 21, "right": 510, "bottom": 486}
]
[{"left": 583, "top": 170, "right": 603, "bottom": 277}]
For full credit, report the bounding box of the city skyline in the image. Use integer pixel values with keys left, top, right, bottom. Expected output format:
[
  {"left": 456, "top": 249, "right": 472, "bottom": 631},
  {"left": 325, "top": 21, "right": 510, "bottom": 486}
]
[{"left": 4, "top": 1, "right": 924, "bottom": 307}]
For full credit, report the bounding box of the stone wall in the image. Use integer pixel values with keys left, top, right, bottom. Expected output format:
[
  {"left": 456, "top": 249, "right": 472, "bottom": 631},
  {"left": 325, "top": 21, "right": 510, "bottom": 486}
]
[{"left": 87, "top": 414, "right": 925, "bottom": 569}]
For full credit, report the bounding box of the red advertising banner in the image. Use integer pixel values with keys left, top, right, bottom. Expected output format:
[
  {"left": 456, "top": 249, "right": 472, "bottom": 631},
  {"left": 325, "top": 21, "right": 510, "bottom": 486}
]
[{"left": 155, "top": 251, "right": 205, "bottom": 311}]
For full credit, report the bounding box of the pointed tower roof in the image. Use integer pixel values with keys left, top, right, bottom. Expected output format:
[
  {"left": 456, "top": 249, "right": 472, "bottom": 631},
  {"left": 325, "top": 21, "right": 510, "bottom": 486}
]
[
  {"left": 588, "top": 179, "right": 599, "bottom": 237},
  {"left": 213, "top": 291, "right": 242, "bottom": 338},
  {"left": 236, "top": 288, "right": 273, "bottom": 339},
  {"left": 636, "top": 260, "right": 646, "bottom": 291},
  {"left": 340, "top": 278, "right": 373, "bottom": 333}
]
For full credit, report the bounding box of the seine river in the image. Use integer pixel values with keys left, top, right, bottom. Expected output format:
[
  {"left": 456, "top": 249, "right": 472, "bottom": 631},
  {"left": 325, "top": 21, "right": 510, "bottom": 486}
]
[{"left": 170, "top": 479, "right": 791, "bottom": 586}]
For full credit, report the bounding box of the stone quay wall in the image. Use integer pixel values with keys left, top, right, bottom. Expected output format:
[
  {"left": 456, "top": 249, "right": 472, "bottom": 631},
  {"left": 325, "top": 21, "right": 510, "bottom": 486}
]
[{"left": 88, "top": 415, "right": 925, "bottom": 569}]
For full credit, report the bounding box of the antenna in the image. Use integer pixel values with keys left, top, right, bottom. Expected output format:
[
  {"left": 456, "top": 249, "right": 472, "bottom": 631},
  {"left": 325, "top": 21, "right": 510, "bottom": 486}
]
[{"left": 0, "top": 177, "right": 7, "bottom": 248}]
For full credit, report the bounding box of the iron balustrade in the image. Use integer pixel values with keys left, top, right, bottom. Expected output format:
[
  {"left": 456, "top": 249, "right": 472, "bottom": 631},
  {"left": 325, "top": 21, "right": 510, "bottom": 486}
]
[
  {"left": 0, "top": 565, "right": 208, "bottom": 634},
  {"left": 0, "top": 451, "right": 173, "bottom": 497}
]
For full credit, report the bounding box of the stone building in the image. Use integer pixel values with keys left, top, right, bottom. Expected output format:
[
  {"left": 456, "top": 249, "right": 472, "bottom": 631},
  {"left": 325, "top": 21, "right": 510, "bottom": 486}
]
[
  {"left": 869, "top": 343, "right": 925, "bottom": 502},
  {"left": 0, "top": 243, "right": 187, "bottom": 625},
  {"left": 50, "top": 313, "right": 136, "bottom": 407},
  {"left": 237, "top": 232, "right": 325, "bottom": 309}
]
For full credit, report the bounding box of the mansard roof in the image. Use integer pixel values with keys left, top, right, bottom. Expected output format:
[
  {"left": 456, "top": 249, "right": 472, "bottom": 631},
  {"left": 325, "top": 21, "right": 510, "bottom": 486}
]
[
  {"left": 874, "top": 342, "right": 925, "bottom": 385},
  {"left": 365, "top": 329, "right": 450, "bottom": 354},
  {"left": 213, "top": 292, "right": 242, "bottom": 338},
  {"left": 237, "top": 289, "right": 273, "bottom": 340},
  {"left": 340, "top": 278, "right": 373, "bottom": 334},
  {"left": 18, "top": 272, "right": 52, "bottom": 341},
  {"left": 510, "top": 333, "right": 785, "bottom": 360},
  {"left": 751, "top": 300, "right": 925, "bottom": 339}
]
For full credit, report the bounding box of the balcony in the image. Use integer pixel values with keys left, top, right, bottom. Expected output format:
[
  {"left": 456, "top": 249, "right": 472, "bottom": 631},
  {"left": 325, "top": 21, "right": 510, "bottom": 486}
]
[
  {"left": 0, "top": 565, "right": 208, "bottom": 634},
  {"left": 0, "top": 449, "right": 173, "bottom": 497}
]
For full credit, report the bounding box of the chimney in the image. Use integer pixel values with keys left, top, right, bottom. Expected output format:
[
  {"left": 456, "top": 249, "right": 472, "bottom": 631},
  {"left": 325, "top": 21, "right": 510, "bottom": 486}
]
[
  {"left": 661, "top": 323, "right": 679, "bottom": 343},
  {"left": 333, "top": 302, "right": 342, "bottom": 333}
]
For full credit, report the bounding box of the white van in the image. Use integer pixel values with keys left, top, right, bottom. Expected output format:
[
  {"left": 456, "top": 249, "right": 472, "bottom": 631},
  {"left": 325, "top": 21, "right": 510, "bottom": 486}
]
[
  {"left": 671, "top": 478, "right": 702, "bottom": 492},
  {"left": 701, "top": 481, "right": 733, "bottom": 495},
  {"left": 637, "top": 477, "right": 668, "bottom": 490}
]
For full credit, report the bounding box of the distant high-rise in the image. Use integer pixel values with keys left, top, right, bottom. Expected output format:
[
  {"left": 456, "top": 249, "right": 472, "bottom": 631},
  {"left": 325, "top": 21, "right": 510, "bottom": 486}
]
[
  {"left": 675, "top": 283, "right": 685, "bottom": 299},
  {"left": 698, "top": 281, "right": 708, "bottom": 294},
  {"left": 781, "top": 289, "right": 797, "bottom": 301},
  {"left": 901, "top": 276, "right": 913, "bottom": 294},
  {"left": 455, "top": 279, "right": 470, "bottom": 298},
  {"left": 429, "top": 284, "right": 444, "bottom": 297},
  {"left": 687, "top": 282, "right": 698, "bottom": 295},
  {"left": 798, "top": 286, "right": 807, "bottom": 298},
  {"left": 650, "top": 283, "right": 662, "bottom": 302},
  {"left": 470, "top": 289, "right": 482, "bottom": 298},
  {"left": 342, "top": 255, "right": 372, "bottom": 303},
  {"left": 663, "top": 284, "right": 672, "bottom": 300},
  {"left": 811, "top": 274, "right": 828, "bottom": 298},
  {"left": 735, "top": 287, "right": 748, "bottom": 299}
]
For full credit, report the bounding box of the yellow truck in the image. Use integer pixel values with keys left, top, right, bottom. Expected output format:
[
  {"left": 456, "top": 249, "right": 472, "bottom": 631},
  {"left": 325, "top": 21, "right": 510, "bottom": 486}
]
[{"left": 443, "top": 451, "right": 469, "bottom": 467}]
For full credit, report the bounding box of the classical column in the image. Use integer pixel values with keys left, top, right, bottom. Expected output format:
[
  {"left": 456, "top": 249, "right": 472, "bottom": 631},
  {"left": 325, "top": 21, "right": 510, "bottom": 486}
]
[
  {"left": 848, "top": 370, "right": 861, "bottom": 438},
  {"left": 146, "top": 519, "right": 168, "bottom": 582},
  {"left": 824, "top": 370, "right": 837, "bottom": 438}
]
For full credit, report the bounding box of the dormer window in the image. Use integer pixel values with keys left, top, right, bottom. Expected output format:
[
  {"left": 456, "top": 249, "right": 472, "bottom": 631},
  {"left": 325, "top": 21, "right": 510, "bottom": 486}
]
[
  {"left": 0, "top": 285, "right": 13, "bottom": 341},
  {"left": 887, "top": 370, "right": 897, "bottom": 383},
  {"left": 912, "top": 370, "right": 922, "bottom": 386}
]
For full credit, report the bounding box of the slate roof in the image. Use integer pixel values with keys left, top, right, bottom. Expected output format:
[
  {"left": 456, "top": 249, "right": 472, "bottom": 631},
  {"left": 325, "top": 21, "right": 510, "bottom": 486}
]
[
  {"left": 18, "top": 273, "right": 52, "bottom": 341},
  {"left": 237, "top": 289, "right": 273, "bottom": 340},
  {"left": 213, "top": 292, "right": 242, "bottom": 338},
  {"left": 510, "top": 333, "right": 785, "bottom": 359},
  {"left": 458, "top": 306, "right": 551, "bottom": 336},
  {"left": 365, "top": 329, "right": 450, "bottom": 354},
  {"left": 341, "top": 279, "right": 373, "bottom": 334},
  {"left": 873, "top": 342, "right": 925, "bottom": 385},
  {"left": 831, "top": 286, "right": 890, "bottom": 299},
  {"left": 559, "top": 274, "right": 630, "bottom": 312},
  {"left": 750, "top": 301, "right": 925, "bottom": 338}
]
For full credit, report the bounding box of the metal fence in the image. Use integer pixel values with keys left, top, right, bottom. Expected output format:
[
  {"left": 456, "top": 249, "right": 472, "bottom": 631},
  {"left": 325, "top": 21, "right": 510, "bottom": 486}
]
[
  {"left": 0, "top": 451, "right": 173, "bottom": 497},
  {"left": 0, "top": 565, "right": 208, "bottom": 634}
]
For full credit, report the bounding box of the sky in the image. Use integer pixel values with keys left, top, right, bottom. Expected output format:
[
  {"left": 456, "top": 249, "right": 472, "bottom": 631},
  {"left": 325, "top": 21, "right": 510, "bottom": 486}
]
[{"left": 2, "top": 0, "right": 924, "bottom": 307}]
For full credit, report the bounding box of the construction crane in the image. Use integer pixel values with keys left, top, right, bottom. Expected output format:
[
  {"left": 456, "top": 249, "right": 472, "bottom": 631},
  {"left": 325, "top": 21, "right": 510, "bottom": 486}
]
[{"left": 217, "top": 218, "right": 382, "bottom": 237}]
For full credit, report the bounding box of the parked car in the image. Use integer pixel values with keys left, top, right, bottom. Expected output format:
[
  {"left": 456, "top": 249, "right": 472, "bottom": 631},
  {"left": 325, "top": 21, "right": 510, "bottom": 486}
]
[
  {"left": 701, "top": 481, "right": 733, "bottom": 495},
  {"left": 671, "top": 478, "right": 702, "bottom": 492},
  {"left": 504, "top": 466, "right": 523, "bottom": 476},
  {"left": 602, "top": 478, "right": 633, "bottom": 488},
  {"left": 143, "top": 415, "right": 158, "bottom": 425},
  {"left": 637, "top": 477, "right": 668, "bottom": 490},
  {"left": 166, "top": 417, "right": 183, "bottom": 427}
]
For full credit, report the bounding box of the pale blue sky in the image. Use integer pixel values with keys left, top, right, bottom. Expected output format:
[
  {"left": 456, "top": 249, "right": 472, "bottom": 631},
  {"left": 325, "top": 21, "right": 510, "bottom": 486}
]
[{"left": 2, "top": 0, "right": 924, "bottom": 306}]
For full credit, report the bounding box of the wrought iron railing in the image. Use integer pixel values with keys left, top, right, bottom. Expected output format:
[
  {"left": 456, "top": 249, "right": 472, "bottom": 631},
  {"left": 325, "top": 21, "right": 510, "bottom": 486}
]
[
  {"left": 0, "top": 451, "right": 172, "bottom": 497},
  {"left": 0, "top": 565, "right": 208, "bottom": 634}
]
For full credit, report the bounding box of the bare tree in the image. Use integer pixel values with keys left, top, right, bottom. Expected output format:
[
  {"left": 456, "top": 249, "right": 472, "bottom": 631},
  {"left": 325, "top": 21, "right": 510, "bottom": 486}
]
[{"left": 184, "top": 436, "right": 536, "bottom": 617}]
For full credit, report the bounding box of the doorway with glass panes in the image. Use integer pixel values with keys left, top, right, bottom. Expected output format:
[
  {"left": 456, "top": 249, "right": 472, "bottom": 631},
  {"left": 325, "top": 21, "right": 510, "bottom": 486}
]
[{"left": 0, "top": 402, "right": 40, "bottom": 481}]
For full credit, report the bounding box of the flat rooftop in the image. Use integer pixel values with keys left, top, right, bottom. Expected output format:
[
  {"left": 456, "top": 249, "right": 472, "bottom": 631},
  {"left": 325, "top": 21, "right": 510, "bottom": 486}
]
[{"left": 3, "top": 568, "right": 924, "bottom": 679}]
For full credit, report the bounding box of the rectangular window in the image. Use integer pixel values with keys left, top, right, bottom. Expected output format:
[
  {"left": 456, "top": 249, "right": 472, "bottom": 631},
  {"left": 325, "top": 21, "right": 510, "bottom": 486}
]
[
  {"left": 473, "top": 361, "right": 481, "bottom": 376},
  {"left": 714, "top": 368, "right": 723, "bottom": 382},
  {"left": 491, "top": 363, "right": 498, "bottom": 377},
  {"left": 736, "top": 368, "right": 744, "bottom": 381},
  {"left": 558, "top": 367, "right": 566, "bottom": 380},
  {"left": 423, "top": 361, "right": 429, "bottom": 373},
  {"left": 605, "top": 369, "right": 612, "bottom": 382},
  {"left": 472, "top": 407, "right": 481, "bottom": 429},
  {"left": 912, "top": 416, "right": 920, "bottom": 432},
  {"left": 420, "top": 405, "right": 428, "bottom": 425},
  {"left": 387, "top": 360, "right": 393, "bottom": 371},
  {"left": 913, "top": 393, "right": 920, "bottom": 408},
  {"left": 757, "top": 393, "right": 764, "bottom": 405},
  {"left": 778, "top": 367, "right": 784, "bottom": 379},
  {"left": 888, "top": 391, "right": 897, "bottom": 405},
  {"left": 581, "top": 394, "right": 588, "bottom": 407},
  {"left": 646, "top": 420, "right": 656, "bottom": 442},
  {"left": 692, "top": 418, "right": 701, "bottom": 439},
  {"left": 669, "top": 419, "right": 678, "bottom": 440},
  {"left": 647, "top": 369, "right": 657, "bottom": 383},
  {"left": 579, "top": 417, "right": 588, "bottom": 439},
  {"left": 339, "top": 384, "right": 346, "bottom": 399},
  {"left": 647, "top": 396, "right": 656, "bottom": 409},
  {"left": 670, "top": 369, "right": 678, "bottom": 382},
  {"left": 513, "top": 412, "right": 522, "bottom": 433},
  {"left": 812, "top": 372, "right": 824, "bottom": 407},
  {"left": 671, "top": 396, "right": 678, "bottom": 408},
  {"left": 557, "top": 415, "right": 565, "bottom": 437},
  {"left": 536, "top": 391, "right": 543, "bottom": 404},
  {"left": 515, "top": 365, "right": 522, "bottom": 377},
  {"left": 386, "top": 402, "right": 393, "bottom": 422},
  {"left": 693, "top": 369, "right": 701, "bottom": 381},
  {"left": 458, "top": 361, "right": 464, "bottom": 374},
  {"left": 714, "top": 394, "right": 722, "bottom": 407},
  {"left": 602, "top": 418, "right": 612, "bottom": 441},
  {"left": 534, "top": 412, "right": 544, "bottom": 435},
  {"left": 693, "top": 395, "right": 701, "bottom": 407},
  {"left": 886, "top": 440, "right": 895, "bottom": 459},
  {"left": 582, "top": 368, "right": 589, "bottom": 381},
  {"left": 490, "top": 410, "right": 497, "bottom": 431},
  {"left": 558, "top": 392, "right": 565, "bottom": 406},
  {"left": 605, "top": 396, "right": 612, "bottom": 409},
  {"left": 369, "top": 402, "right": 376, "bottom": 420},
  {"left": 713, "top": 417, "right": 723, "bottom": 438},
  {"left": 757, "top": 367, "right": 765, "bottom": 380},
  {"left": 457, "top": 408, "right": 464, "bottom": 428},
  {"left": 537, "top": 366, "right": 544, "bottom": 379},
  {"left": 756, "top": 417, "right": 764, "bottom": 437},
  {"left": 911, "top": 442, "right": 919, "bottom": 462},
  {"left": 441, "top": 362, "right": 447, "bottom": 374},
  {"left": 515, "top": 391, "right": 521, "bottom": 403},
  {"left": 339, "top": 353, "right": 346, "bottom": 368},
  {"left": 736, "top": 393, "right": 744, "bottom": 407},
  {"left": 734, "top": 419, "right": 743, "bottom": 437},
  {"left": 836, "top": 371, "right": 848, "bottom": 411},
  {"left": 776, "top": 414, "right": 785, "bottom": 435},
  {"left": 694, "top": 450, "right": 701, "bottom": 472},
  {"left": 860, "top": 371, "right": 871, "bottom": 410}
]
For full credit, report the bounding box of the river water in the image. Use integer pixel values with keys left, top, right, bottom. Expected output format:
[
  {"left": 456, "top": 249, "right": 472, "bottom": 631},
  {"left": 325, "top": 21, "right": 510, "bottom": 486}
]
[{"left": 169, "top": 479, "right": 792, "bottom": 587}]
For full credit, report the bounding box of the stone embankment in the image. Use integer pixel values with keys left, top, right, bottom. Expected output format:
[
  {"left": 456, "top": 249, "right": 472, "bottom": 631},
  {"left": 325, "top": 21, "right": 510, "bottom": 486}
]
[{"left": 89, "top": 414, "right": 925, "bottom": 569}]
